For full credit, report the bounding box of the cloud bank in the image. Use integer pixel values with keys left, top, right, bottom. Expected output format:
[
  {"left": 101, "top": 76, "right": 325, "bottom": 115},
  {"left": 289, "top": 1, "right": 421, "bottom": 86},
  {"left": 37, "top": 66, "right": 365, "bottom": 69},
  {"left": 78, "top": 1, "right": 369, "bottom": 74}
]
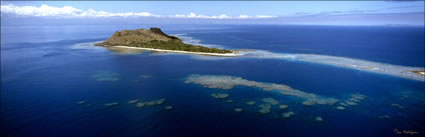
[
  {"left": 0, "top": 4, "right": 156, "bottom": 18},
  {"left": 0, "top": 4, "right": 276, "bottom": 19},
  {"left": 1, "top": 4, "right": 422, "bottom": 26},
  {"left": 171, "top": 12, "right": 276, "bottom": 19}
]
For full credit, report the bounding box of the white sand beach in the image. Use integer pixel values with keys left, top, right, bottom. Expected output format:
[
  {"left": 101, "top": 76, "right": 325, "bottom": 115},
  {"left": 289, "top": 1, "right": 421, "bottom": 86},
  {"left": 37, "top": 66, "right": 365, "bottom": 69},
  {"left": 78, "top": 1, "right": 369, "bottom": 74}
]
[{"left": 114, "top": 46, "right": 241, "bottom": 57}]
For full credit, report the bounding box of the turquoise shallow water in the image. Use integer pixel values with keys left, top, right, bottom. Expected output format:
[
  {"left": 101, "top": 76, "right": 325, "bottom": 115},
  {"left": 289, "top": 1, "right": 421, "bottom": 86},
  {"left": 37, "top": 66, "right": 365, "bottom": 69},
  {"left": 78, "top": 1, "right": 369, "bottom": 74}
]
[{"left": 1, "top": 24, "right": 424, "bottom": 137}]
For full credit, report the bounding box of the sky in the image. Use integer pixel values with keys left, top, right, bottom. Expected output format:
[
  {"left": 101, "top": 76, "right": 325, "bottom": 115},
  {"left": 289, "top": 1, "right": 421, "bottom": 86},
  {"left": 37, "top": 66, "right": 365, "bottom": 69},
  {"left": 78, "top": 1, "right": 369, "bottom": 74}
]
[{"left": 1, "top": 1, "right": 424, "bottom": 26}]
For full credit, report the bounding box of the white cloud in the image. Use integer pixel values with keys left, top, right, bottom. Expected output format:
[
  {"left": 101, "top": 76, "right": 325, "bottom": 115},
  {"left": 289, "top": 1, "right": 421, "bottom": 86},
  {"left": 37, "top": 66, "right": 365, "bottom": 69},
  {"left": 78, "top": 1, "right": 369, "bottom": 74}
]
[
  {"left": 170, "top": 13, "right": 276, "bottom": 19},
  {"left": 238, "top": 14, "right": 277, "bottom": 19},
  {"left": 0, "top": 4, "right": 159, "bottom": 18},
  {"left": 1, "top": 4, "right": 276, "bottom": 19},
  {"left": 171, "top": 12, "right": 232, "bottom": 19}
]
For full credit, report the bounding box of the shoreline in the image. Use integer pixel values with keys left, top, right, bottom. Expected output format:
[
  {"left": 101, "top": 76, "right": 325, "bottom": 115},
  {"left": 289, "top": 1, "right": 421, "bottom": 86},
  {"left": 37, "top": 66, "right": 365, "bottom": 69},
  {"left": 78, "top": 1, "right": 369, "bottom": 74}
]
[{"left": 113, "top": 46, "right": 241, "bottom": 57}]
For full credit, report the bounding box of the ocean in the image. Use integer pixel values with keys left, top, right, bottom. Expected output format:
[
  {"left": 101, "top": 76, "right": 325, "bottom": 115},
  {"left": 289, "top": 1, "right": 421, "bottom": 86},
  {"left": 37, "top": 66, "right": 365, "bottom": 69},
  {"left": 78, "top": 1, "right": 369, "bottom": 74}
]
[{"left": 1, "top": 24, "right": 424, "bottom": 137}]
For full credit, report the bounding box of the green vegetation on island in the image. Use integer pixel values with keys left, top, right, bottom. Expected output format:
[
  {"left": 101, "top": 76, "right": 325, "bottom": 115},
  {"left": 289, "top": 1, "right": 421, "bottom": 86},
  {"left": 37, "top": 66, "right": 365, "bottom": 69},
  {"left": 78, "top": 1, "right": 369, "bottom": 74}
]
[{"left": 95, "top": 27, "right": 232, "bottom": 54}]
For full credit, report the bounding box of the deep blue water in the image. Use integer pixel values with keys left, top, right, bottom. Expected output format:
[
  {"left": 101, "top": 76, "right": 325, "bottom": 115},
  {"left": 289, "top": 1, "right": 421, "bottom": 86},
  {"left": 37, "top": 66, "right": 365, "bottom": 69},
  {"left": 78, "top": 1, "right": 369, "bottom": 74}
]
[{"left": 1, "top": 24, "right": 424, "bottom": 137}]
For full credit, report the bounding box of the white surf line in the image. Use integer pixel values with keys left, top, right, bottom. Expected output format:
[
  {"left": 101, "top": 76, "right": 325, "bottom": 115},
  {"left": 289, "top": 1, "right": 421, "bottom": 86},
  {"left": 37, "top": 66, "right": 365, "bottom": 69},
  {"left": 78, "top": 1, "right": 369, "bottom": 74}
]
[
  {"left": 71, "top": 41, "right": 105, "bottom": 50},
  {"left": 162, "top": 34, "right": 424, "bottom": 82},
  {"left": 113, "top": 46, "right": 240, "bottom": 57},
  {"left": 239, "top": 50, "right": 425, "bottom": 82}
]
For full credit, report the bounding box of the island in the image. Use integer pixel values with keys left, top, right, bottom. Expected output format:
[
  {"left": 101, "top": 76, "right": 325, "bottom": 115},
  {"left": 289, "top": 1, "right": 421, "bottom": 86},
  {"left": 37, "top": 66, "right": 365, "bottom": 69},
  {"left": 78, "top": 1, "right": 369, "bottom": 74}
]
[{"left": 95, "top": 27, "right": 238, "bottom": 56}]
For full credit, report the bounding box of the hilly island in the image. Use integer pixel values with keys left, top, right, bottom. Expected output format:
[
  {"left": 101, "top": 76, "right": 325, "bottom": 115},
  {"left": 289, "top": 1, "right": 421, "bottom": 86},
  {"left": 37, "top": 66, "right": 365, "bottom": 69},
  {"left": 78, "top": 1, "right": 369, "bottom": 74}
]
[{"left": 95, "top": 28, "right": 237, "bottom": 56}]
